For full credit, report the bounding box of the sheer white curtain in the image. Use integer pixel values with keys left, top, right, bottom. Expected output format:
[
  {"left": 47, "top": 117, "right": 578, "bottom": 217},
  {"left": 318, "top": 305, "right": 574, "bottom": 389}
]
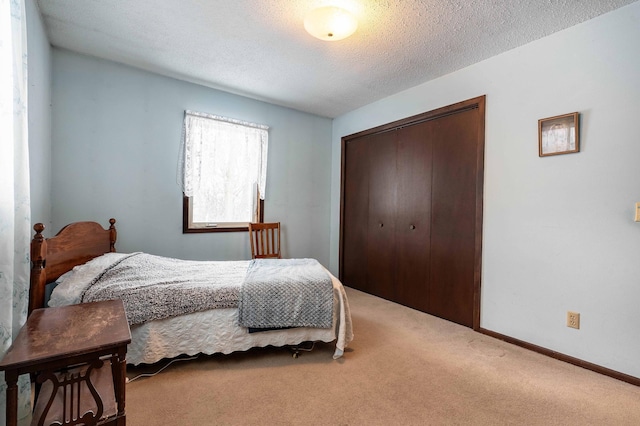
[
  {"left": 179, "top": 111, "right": 268, "bottom": 223},
  {"left": 0, "top": 0, "right": 32, "bottom": 423}
]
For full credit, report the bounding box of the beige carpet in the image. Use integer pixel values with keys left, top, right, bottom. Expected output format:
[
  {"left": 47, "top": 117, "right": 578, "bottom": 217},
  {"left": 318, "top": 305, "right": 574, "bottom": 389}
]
[{"left": 126, "top": 287, "right": 640, "bottom": 425}]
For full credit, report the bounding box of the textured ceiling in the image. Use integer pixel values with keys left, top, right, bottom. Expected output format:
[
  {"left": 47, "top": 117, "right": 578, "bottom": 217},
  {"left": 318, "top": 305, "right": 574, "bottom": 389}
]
[{"left": 36, "top": 0, "right": 636, "bottom": 118}]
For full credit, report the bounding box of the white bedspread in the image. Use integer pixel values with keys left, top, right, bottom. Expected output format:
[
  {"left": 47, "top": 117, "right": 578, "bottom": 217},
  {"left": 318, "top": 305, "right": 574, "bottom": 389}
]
[
  {"left": 49, "top": 253, "right": 353, "bottom": 365},
  {"left": 128, "top": 272, "right": 351, "bottom": 365}
]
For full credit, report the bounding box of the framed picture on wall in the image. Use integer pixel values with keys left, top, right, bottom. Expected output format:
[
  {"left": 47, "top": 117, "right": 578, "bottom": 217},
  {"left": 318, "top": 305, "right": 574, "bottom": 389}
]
[{"left": 538, "top": 112, "right": 580, "bottom": 157}]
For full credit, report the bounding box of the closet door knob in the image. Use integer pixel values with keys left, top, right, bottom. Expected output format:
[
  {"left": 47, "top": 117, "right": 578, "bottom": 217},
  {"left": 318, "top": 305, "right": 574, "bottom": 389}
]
[
  {"left": 409, "top": 224, "right": 416, "bottom": 230},
  {"left": 379, "top": 223, "right": 384, "bottom": 228}
]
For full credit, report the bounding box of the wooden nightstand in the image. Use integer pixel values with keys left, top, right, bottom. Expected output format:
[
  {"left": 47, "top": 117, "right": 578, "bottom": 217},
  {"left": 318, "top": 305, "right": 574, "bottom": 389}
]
[{"left": 0, "top": 299, "right": 131, "bottom": 426}]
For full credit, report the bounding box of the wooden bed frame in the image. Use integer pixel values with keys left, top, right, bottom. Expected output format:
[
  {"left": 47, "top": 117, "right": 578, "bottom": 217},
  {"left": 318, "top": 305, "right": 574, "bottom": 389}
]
[{"left": 29, "top": 219, "right": 117, "bottom": 315}]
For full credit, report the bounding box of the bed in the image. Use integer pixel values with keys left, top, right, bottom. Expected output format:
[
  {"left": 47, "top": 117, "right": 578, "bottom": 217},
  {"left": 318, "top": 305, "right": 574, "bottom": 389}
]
[{"left": 29, "top": 219, "right": 353, "bottom": 366}]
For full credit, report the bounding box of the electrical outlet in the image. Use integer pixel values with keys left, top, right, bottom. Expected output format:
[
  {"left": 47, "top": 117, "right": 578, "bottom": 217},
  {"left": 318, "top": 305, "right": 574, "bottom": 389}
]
[{"left": 567, "top": 311, "right": 580, "bottom": 329}]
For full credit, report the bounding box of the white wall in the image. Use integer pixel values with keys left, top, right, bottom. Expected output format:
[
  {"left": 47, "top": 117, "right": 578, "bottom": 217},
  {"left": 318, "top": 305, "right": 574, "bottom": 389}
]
[
  {"left": 331, "top": 2, "right": 640, "bottom": 378},
  {"left": 51, "top": 50, "right": 333, "bottom": 264},
  {"left": 26, "top": 0, "right": 52, "bottom": 226}
]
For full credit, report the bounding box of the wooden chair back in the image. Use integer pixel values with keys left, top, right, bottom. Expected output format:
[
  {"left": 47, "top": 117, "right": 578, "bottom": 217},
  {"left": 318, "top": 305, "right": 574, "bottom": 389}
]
[{"left": 248, "top": 222, "right": 281, "bottom": 259}]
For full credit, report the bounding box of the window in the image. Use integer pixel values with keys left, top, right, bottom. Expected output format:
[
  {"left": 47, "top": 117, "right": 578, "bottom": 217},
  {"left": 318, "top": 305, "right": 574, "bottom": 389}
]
[{"left": 179, "top": 110, "right": 269, "bottom": 232}]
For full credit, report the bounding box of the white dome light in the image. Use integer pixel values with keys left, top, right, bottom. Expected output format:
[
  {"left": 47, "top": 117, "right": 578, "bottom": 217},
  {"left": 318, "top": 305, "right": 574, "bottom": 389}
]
[{"left": 304, "top": 6, "right": 358, "bottom": 41}]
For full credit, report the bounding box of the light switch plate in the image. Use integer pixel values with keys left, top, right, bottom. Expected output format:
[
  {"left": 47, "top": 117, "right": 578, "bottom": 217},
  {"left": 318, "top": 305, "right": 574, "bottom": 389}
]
[{"left": 635, "top": 202, "right": 640, "bottom": 222}]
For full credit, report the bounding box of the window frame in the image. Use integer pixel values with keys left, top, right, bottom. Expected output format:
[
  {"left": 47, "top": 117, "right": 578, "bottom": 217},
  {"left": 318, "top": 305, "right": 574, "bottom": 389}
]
[{"left": 183, "top": 196, "right": 264, "bottom": 233}]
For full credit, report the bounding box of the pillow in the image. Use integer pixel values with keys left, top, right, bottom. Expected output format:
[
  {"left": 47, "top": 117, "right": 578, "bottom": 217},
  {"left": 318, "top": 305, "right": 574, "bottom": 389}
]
[
  {"left": 54, "top": 270, "right": 74, "bottom": 285},
  {"left": 48, "top": 252, "right": 130, "bottom": 307}
]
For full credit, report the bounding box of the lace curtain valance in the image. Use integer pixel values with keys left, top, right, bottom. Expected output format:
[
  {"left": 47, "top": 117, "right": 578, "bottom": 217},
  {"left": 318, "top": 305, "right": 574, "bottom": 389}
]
[{"left": 179, "top": 110, "right": 269, "bottom": 199}]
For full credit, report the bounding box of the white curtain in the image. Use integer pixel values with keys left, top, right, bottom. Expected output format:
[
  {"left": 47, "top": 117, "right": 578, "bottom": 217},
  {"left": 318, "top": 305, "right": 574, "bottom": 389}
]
[
  {"left": 179, "top": 110, "right": 268, "bottom": 223},
  {"left": 0, "top": 0, "right": 32, "bottom": 423}
]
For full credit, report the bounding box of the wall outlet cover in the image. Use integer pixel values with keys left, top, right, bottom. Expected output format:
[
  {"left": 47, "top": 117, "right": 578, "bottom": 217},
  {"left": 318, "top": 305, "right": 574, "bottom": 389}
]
[{"left": 567, "top": 311, "right": 580, "bottom": 329}]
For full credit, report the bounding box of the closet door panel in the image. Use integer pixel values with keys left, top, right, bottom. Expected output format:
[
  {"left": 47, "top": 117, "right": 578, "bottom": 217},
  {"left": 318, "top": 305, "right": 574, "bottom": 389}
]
[
  {"left": 366, "top": 132, "right": 397, "bottom": 300},
  {"left": 341, "top": 138, "right": 370, "bottom": 292},
  {"left": 395, "top": 123, "right": 433, "bottom": 311},
  {"left": 428, "top": 109, "right": 480, "bottom": 327}
]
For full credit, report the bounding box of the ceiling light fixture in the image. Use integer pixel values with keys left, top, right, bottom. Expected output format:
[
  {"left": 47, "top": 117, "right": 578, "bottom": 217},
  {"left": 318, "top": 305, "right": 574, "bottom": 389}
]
[{"left": 304, "top": 6, "right": 358, "bottom": 41}]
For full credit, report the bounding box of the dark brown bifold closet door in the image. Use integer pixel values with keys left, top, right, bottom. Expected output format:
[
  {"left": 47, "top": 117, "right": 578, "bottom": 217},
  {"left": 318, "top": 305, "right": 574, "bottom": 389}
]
[
  {"left": 341, "top": 136, "right": 370, "bottom": 294},
  {"left": 365, "top": 132, "right": 397, "bottom": 301},
  {"left": 340, "top": 96, "right": 484, "bottom": 329},
  {"left": 342, "top": 124, "right": 433, "bottom": 308},
  {"left": 428, "top": 109, "right": 480, "bottom": 327},
  {"left": 394, "top": 122, "right": 433, "bottom": 312}
]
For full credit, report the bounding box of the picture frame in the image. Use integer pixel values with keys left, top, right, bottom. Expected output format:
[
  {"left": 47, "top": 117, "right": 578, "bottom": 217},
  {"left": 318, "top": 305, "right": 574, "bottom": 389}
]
[{"left": 538, "top": 112, "right": 580, "bottom": 157}]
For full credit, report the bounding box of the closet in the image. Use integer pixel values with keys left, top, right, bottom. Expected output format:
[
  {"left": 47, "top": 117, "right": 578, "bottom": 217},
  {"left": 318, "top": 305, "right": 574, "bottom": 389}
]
[{"left": 340, "top": 96, "right": 485, "bottom": 328}]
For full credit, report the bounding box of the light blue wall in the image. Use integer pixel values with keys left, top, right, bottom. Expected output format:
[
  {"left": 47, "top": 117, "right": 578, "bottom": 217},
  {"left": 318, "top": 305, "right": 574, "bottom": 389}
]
[
  {"left": 331, "top": 2, "right": 640, "bottom": 378},
  {"left": 26, "top": 0, "right": 52, "bottom": 227},
  {"left": 51, "top": 50, "right": 333, "bottom": 264}
]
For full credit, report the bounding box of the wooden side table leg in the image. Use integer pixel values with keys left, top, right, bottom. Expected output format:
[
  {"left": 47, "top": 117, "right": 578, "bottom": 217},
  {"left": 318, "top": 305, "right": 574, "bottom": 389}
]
[
  {"left": 4, "top": 371, "right": 19, "bottom": 426},
  {"left": 112, "top": 350, "right": 127, "bottom": 421}
]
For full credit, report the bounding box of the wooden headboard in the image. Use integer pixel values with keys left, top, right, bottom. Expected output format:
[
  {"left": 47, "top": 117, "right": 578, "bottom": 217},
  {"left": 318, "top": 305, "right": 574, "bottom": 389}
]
[{"left": 29, "top": 218, "right": 117, "bottom": 315}]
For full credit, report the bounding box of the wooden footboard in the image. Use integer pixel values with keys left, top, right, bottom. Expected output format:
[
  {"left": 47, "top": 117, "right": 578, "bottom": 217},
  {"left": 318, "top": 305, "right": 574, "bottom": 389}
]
[{"left": 29, "top": 219, "right": 117, "bottom": 315}]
